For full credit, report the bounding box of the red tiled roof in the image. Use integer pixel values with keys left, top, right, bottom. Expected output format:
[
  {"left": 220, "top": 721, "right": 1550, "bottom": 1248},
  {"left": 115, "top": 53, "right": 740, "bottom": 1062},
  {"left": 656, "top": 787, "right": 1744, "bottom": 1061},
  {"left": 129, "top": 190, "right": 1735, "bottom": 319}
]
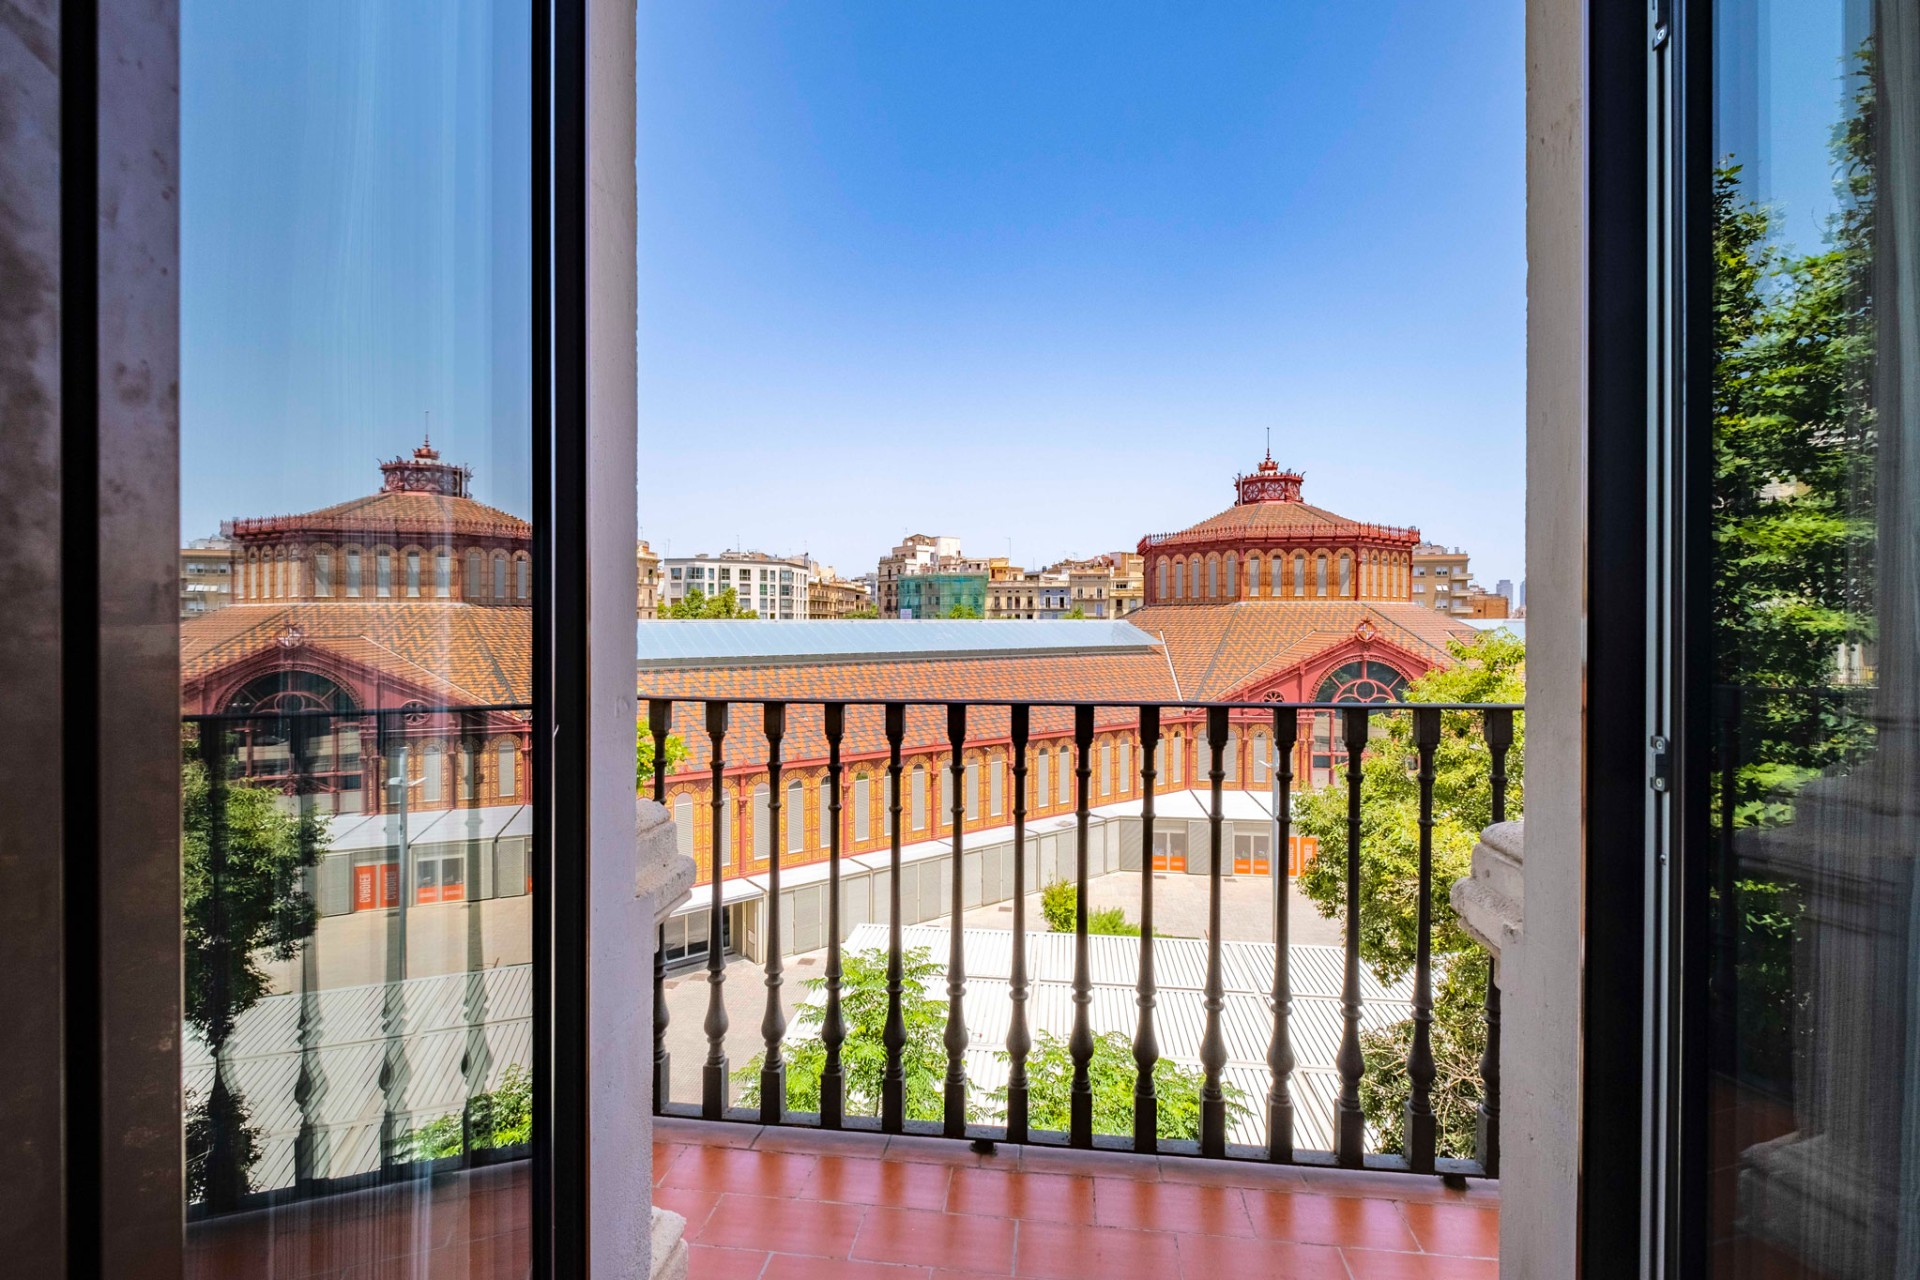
[
  {"left": 1128, "top": 602, "right": 1473, "bottom": 700},
  {"left": 225, "top": 491, "right": 531, "bottom": 541},
  {"left": 180, "top": 603, "right": 531, "bottom": 708}
]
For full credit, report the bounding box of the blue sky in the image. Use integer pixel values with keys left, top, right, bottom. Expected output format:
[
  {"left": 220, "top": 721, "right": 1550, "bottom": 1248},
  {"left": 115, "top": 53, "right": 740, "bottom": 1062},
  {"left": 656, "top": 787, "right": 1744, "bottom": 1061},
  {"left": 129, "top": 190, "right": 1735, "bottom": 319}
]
[
  {"left": 184, "top": 2, "right": 1526, "bottom": 589},
  {"left": 636, "top": 2, "right": 1524, "bottom": 584}
]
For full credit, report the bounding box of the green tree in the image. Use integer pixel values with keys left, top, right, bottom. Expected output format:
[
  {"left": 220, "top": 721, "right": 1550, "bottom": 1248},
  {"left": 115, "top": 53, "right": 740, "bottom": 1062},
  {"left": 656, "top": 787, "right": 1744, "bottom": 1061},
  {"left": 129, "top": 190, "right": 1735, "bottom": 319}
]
[
  {"left": 664, "top": 586, "right": 757, "bottom": 619},
  {"left": 636, "top": 722, "right": 688, "bottom": 790},
  {"left": 1040, "top": 880, "right": 1140, "bottom": 936},
  {"left": 990, "top": 1031, "right": 1249, "bottom": 1141},
  {"left": 1294, "top": 631, "right": 1523, "bottom": 1156},
  {"left": 181, "top": 727, "right": 326, "bottom": 1203},
  {"left": 1705, "top": 48, "right": 1877, "bottom": 1089},
  {"left": 737, "top": 947, "right": 948, "bottom": 1121},
  {"left": 846, "top": 603, "right": 880, "bottom": 619},
  {"left": 1063, "top": 605, "right": 1088, "bottom": 620},
  {"left": 944, "top": 601, "right": 982, "bottom": 619},
  {"left": 402, "top": 1064, "right": 534, "bottom": 1160}
]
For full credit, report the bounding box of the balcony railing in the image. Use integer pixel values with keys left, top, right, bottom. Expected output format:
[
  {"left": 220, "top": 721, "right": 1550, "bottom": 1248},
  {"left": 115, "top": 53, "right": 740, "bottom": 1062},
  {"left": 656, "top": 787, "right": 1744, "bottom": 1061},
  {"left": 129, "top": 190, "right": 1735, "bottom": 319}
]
[
  {"left": 644, "top": 695, "right": 1517, "bottom": 1179},
  {"left": 180, "top": 702, "right": 535, "bottom": 1215}
]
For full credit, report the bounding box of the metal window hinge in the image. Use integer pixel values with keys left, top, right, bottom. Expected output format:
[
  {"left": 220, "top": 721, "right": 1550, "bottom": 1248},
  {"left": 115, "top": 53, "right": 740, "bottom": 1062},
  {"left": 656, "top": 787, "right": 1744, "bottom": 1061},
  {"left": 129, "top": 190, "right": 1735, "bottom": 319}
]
[
  {"left": 1649, "top": 735, "right": 1672, "bottom": 793},
  {"left": 1652, "top": 0, "right": 1671, "bottom": 49}
]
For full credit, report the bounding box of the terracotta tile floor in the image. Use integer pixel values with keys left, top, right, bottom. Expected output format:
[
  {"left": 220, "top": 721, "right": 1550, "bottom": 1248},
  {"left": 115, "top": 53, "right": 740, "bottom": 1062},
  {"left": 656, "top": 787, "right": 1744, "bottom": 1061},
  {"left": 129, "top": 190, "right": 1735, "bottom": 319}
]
[{"left": 657, "top": 1117, "right": 1499, "bottom": 1280}]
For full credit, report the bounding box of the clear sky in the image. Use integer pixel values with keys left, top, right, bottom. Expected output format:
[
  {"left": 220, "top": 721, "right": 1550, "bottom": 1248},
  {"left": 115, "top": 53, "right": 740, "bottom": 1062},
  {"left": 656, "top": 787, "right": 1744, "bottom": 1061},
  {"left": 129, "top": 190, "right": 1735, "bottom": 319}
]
[
  {"left": 183, "top": 2, "right": 1525, "bottom": 589},
  {"left": 637, "top": 3, "right": 1524, "bottom": 585}
]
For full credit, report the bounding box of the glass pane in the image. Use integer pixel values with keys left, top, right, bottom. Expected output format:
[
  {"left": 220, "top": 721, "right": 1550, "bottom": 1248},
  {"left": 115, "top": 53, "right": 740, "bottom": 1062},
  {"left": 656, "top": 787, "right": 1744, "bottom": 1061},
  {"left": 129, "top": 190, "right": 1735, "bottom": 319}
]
[
  {"left": 1706, "top": 3, "right": 1910, "bottom": 1273},
  {"left": 179, "top": 2, "right": 532, "bottom": 1272}
]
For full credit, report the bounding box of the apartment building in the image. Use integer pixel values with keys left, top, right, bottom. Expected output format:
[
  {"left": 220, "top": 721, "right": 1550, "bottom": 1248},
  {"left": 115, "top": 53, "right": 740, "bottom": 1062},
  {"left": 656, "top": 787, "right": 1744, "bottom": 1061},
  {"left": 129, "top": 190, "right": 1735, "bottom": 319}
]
[
  {"left": 636, "top": 540, "right": 661, "bottom": 619},
  {"left": 178, "top": 536, "right": 235, "bottom": 618},
  {"left": 663, "top": 550, "right": 809, "bottom": 619},
  {"left": 1411, "top": 541, "right": 1477, "bottom": 617},
  {"left": 807, "top": 575, "right": 874, "bottom": 618}
]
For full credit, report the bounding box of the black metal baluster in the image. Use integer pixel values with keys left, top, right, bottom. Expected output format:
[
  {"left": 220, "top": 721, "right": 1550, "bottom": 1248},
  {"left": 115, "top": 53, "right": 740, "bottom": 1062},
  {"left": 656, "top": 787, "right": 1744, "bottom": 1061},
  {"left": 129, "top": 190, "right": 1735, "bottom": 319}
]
[
  {"left": 1006, "top": 705, "right": 1032, "bottom": 1142},
  {"left": 882, "top": 702, "right": 907, "bottom": 1132},
  {"left": 702, "top": 702, "right": 730, "bottom": 1119},
  {"left": 1133, "top": 707, "right": 1161, "bottom": 1153},
  {"left": 287, "top": 714, "right": 321, "bottom": 1186},
  {"left": 197, "top": 720, "right": 242, "bottom": 1208},
  {"left": 1336, "top": 707, "right": 1369, "bottom": 1167},
  {"left": 821, "top": 704, "right": 847, "bottom": 1128},
  {"left": 1267, "top": 707, "right": 1299, "bottom": 1162},
  {"left": 1406, "top": 708, "right": 1441, "bottom": 1172},
  {"left": 944, "top": 704, "right": 970, "bottom": 1137},
  {"left": 761, "top": 703, "right": 788, "bottom": 1123},
  {"left": 1479, "top": 707, "right": 1513, "bottom": 1177},
  {"left": 1069, "top": 705, "right": 1096, "bottom": 1147},
  {"left": 1200, "top": 706, "right": 1230, "bottom": 1158},
  {"left": 650, "top": 699, "right": 672, "bottom": 1113}
]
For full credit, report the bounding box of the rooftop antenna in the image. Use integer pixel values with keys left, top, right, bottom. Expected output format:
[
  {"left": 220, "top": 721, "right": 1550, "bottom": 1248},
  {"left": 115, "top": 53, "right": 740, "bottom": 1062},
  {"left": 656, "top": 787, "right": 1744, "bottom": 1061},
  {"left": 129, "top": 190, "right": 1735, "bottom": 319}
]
[
  {"left": 424, "top": 410, "right": 431, "bottom": 449},
  {"left": 1264, "top": 425, "right": 1271, "bottom": 462}
]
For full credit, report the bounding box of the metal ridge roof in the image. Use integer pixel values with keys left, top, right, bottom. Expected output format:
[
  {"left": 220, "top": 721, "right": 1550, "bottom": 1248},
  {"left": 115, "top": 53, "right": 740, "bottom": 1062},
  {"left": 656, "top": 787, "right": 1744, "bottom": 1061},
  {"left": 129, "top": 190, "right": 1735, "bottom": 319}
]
[{"left": 635, "top": 619, "right": 1161, "bottom": 669}]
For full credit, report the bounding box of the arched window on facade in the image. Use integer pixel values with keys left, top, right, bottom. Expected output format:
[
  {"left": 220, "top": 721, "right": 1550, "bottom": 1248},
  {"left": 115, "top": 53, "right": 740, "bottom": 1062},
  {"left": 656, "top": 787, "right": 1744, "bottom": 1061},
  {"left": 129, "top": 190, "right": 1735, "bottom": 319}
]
[
  {"left": 1036, "top": 750, "right": 1051, "bottom": 807},
  {"left": 1338, "top": 552, "right": 1352, "bottom": 598},
  {"left": 989, "top": 751, "right": 1004, "bottom": 816},
  {"left": 911, "top": 764, "right": 927, "bottom": 831},
  {"left": 493, "top": 553, "right": 508, "bottom": 600},
  {"left": 1223, "top": 552, "right": 1237, "bottom": 600},
  {"left": 516, "top": 555, "right": 531, "bottom": 599},
  {"left": 1118, "top": 737, "right": 1132, "bottom": 792},
  {"left": 1156, "top": 557, "right": 1168, "bottom": 601},
  {"left": 312, "top": 549, "right": 332, "bottom": 598},
  {"left": 1252, "top": 729, "right": 1270, "bottom": 784},
  {"left": 377, "top": 548, "right": 393, "bottom": 598},
  {"left": 1294, "top": 554, "right": 1307, "bottom": 598},
  {"left": 754, "top": 784, "right": 771, "bottom": 860},
  {"left": 275, "top": 548, "right": 288, "bottom": 598},
  {"left": 854, "top": 773, "right": 871, "bottom": 841},
  {"left": 423, "top": 740, "right": 443, "bottom": 802},
  {"left": 787, "top": 780, "right": 805, "bottom": 853},
  {"left": 1247, "top": 554, "right": 1260, "bottom": 598},
  {"left": 405, "top": 549, "right": 422, "bottom": 597},
  {"left": 466, "top": 549, "right": 482, "bottom": 599},
  {"left": 1056, "top": 746, "right": 1072, "bottom": 805},
  {"left": 1224, "top": 728, "right": 1240, "bottom": 783},
  {"left": 1170, "top": 731, "right": 1184, "bottom": 785},
  {"left": 1206, "top": 554, "right": 1219, "bottom": 599},
  {"left": 1172, "top": 559, "right": 1186, "bottom": 600},
  {"left": 498, "top": 739, "right": 518, "bottom": 798},
  {"left": 1316, "top": 554, "right": 1329, "bottom": 597},
  {"left": 1100, "top": 741, "right": 1113, "bottom": 796},
  {"left": 346, "top": 547, "right": 362, "bottom": 597},
  {"left": 435, "top": 549, "right": 452, "bottom": 598},
  {"left": 965, "top": 759, "right": 979, "bottom": 821},
  {"left": 818, "top": 778, "right": 831, "bottom": 850}
]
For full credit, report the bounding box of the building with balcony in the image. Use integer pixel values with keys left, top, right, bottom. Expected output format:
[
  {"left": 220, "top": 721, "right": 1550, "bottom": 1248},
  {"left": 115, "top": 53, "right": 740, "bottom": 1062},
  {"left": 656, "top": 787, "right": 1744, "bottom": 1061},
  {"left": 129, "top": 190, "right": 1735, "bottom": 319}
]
[
  {"left": 663, "top": 550, "right": 810, "bottom": 619},
  {"left": 637, "top": 539, "right": 661, "bottom": 618},
  {"left": 179, "top": 535, "right": 235, "bottom": 617},
  {"left": 806, "top": 573, "right": 874, "bottom": 618}
]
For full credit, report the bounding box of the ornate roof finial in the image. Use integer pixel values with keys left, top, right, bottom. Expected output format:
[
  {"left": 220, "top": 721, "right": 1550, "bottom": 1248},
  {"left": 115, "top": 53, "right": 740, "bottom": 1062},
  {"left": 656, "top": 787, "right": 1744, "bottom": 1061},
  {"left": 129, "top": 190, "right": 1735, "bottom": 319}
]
[{"left": 1265, "top": 425, "right": 1272, "bottom": 463}]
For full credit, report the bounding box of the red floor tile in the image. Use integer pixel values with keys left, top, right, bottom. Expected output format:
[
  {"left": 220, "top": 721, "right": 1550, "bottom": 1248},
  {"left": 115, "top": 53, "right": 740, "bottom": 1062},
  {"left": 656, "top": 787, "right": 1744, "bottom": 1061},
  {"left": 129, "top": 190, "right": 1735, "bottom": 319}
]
[
  {"left": 1397, "top": 1203, "right": 1499, "bottom": 1259},
  {"left": 945, "top": 1169, "right": 1098, "bottom": 1225},
  {"left": 853, "top": 1206, "right": 1017, "bottom": 1274},
  {"left": 662, "top": 1146, "right": 819, "bottom": 1197},
  {"left": 761, "top": 1254, "right": 933, "bottom": 1280},
  {"left": 1094, "top": 1178, "right": 1254, "bottom": 1237},
  {"left": 688, "top": 1242, "right": 771, "bottom": 1279},
  {"left": 801, "top": 1154, "right": 954, "bottom": 1211},
  {"left": 1176, "top": 1231, "right": 1349, "bottom": 1280},
  {"left": 692, "top": 1193, "right": 866, "bottom": 1257},
  {"left": 1342, "top": 1249, "right": 1499, "bottom": 1280},
  {"left": 653, "top": 1185, "right": 724, "bottom": 1238},
  {"left": 1014, "top": 1218, "right": 1182, "bottom": 1280},
  {"left": 1241, "top": 1189, "right": 1422, "bottom": 1251}
]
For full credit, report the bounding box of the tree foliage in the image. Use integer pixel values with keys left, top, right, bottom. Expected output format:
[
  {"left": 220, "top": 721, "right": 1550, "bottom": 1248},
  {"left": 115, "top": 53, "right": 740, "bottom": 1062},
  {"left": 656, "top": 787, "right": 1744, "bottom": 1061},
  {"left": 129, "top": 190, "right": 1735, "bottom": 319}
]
[
  {"left": 182, "top": 728, "right": 326, "bottom": 1045},
  {"left": 1040, "top": 880, "right": 1139, "bottom": 936},
  {"left": 637, "top": 723, "right": 688, "bottom": 790},
  {"left": 402, "top": 1064, "right": 534, "bottom": 1160},
  {"left": 989, "top": 1031, "right": 1248, "bottom": 1141},
  {"left": 944, "top": 601, "right": 983, "bottom": 619},
  {"left": 1297, "top": 632, "right": 1523, "bottom": 981},
  {"left": 664, "top": 586, "right": 757, "bottom": 619},
  {"left": 738, "top": 947, "right": 949, "bottom": 1121},
  {"left": 1293, "top": 632, "right": 1520, "bottom": 1157}
]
